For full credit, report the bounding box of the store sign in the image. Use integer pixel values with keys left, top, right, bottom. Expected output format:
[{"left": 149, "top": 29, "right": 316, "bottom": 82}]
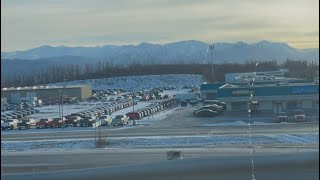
[
  {"left": 292, "top": 86, "right": 319, "bottom": 95},
  {"left": 232, "top": 89, "right": 254, "bottom": 96}
]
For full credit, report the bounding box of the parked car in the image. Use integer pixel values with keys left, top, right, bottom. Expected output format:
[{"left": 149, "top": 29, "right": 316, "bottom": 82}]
[
  {"left": 203, "top": 100, "right": 227, "bottom": 110},
  {"left": 36, "top": 118, "right": 53, "bottom": 128},
  {"left": 65, "top": 116, "right": 81, "bottom": 127},
  {"left": 48, "top": 117, "right": 66, "bottom": 128},
  {"left": 1, "top": 120, "right": 11, "bottom": 130},
  {"left": 275, "top": 112, "right": 288, "bottom": 122},
  {"left": 10, "top": 112, "right": 23, "bottom": 118},
  {"left": 193, "top": 105, "right": 219, "bottom": 115},
  {"left": 293, "top": 110, "right": 306, "bottom": 122},
  {"left": 97, "top": 115, "right": 112, "bottom": 126},
  {"left": 126, "top": 112, "right": 141, "bottom": 120},
  {"left": 79, "top": 116, "right": 96, "bottom": 127},
  {"left": 5, "top": 119, "right": 19, "bottom": 129},
  {"left": 195, "top": 109, "right": 219, "bottom": 117},
  {"left": 112, "top": 115, "right": 129, "bottom": 126},
  {"left": 18, "top": 118, "right": 36, "bottom": 129}
]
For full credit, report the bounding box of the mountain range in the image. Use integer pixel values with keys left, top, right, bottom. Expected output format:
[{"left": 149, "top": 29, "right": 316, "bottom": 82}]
[{"left": 1, "top": 40, "right": 318, "bottom": 77}]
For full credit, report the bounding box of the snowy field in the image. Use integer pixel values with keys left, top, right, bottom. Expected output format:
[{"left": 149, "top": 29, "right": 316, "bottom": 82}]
[
  {"left": 1, "top": 133, "right": 318, "bottom": 152},
  {"left": 48, "top": 74, "right": 203, "bottom": 91},
  {"left": 201, "top": 121, "right": 301, "bottom": 127}
]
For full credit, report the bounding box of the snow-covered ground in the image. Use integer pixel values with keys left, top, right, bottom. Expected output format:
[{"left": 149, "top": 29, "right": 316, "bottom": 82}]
[
  {"left": 201, "top": 121, "right": 293, "bottom": 127},
  {"left": 2, "top": 133, "right": 318, "bottom": 152},
  {"left": 48, "top": 74, "right": 203, "bottom": 91}
]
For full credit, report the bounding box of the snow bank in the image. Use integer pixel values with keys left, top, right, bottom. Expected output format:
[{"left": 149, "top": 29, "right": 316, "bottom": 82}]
[{"left": 2, "top": 134, "right": 318, "bottom": 152}]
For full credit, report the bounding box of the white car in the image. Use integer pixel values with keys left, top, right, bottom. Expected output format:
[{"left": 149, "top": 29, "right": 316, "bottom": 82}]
[
  {"left": 293, "top": 110, "right": 306, "bottom": 122},
  {"left": 112, "top": 115, "right": 129, "bottom": 126},
  {"left": 98, "top": 115, "right": 113, "bottom": 126},
  {"left": 5, "top": 119, "right": 19, "bottom": 129}
]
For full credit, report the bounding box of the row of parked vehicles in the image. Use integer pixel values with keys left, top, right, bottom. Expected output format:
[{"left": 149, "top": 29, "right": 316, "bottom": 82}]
[
  {"left": 275, "top": 110, "right": 307, "bottom": 122},
  {"left": 35, "top": 99, "right": 136, "bottom": 128},
  {"left": 193, "top": 100, "right": 227, "bottom": 117},
  {"left": 126, "top": 99, "right": 179, "bottom": 121},
  {"left": 1, "top": 108, "right": 40, "bottom": 130}
]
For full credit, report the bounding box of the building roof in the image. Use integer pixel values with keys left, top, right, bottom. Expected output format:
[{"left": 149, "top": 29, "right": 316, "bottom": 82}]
[
  {"left": 217, "top": 83, "right": 319, "bottom": 97},
  {"left": 200, "top": 83, "right": 226, "bottom": 91},
  {"left": 219, "top": 82, "right": 318, "bottom": 89}
]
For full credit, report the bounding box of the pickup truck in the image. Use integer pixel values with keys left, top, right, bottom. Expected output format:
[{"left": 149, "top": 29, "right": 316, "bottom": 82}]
[
  {"left": 112, "top": 115, "right": 129, "bottom": 126},
  {"left": 18, "top": 118, "right": 36, "bottom": 129},
  {"left": 48, "top": 117, "right": 66, "bottom": 128}
]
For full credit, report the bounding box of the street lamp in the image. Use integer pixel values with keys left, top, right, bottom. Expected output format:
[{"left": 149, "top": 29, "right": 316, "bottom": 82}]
[{"left": 209, "top": 45, "right": 215, "bottom": 82}]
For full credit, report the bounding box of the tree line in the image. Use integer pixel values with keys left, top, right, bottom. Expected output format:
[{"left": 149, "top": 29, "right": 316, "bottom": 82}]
[{"left": 1, "top": 59, "right": 318, "bottom": 88}]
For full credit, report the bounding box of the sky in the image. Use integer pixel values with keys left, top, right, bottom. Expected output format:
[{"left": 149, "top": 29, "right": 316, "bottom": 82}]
[{"left": 1, "top": 0, "right": 319, "bottom": 52}]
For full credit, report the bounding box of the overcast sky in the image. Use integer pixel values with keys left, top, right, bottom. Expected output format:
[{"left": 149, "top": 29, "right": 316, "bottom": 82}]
[{"left": 1, "top": 0, "right": 319, "bottom": 51}]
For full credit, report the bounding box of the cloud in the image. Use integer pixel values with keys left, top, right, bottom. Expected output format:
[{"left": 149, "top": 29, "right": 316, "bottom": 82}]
[{"left": 1, "top": 0, "right": 319, "bottom": 51}]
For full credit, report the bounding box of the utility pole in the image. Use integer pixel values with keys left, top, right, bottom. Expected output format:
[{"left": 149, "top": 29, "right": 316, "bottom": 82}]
[
  {"left": 61, "top": 78, "right": 66, "bottom": 128},
  {"left": 132, "top": 91, "right": 136, "bottom": 126},
  {"left": 209, "top": 45, "right": 214, "bottom": 82},
  {"left": 58, "top": 90, "right": 61, "bottom": 118},
  {"left": 61, "top": 89, "right": 64, "bottom": 119}
]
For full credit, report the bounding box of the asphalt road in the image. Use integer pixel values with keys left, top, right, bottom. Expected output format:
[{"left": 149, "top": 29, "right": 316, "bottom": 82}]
[{"left": 2, "top": 151, "right": 318, "bottom": 180}]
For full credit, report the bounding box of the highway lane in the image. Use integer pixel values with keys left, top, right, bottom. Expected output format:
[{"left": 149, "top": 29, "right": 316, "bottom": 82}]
[{"left": 2, "top": 151, "right": 318, "bottom": 180}]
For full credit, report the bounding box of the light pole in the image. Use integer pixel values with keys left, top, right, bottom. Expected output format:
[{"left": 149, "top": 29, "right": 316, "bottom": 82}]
[
  {"left": 61, "top": 78, "right": 67, "bottom": 128},
  {"left": 58, "top": 90, "right": 61, "bottom": 118},
  {"left": 131, "top": 91, "right": 137, "bottom": 126},
  {"left": 209, "top": 45, "right": 214, "bottom": 82}
]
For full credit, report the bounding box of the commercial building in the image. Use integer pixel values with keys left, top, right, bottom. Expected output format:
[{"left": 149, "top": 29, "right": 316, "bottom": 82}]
[
  {"left": 200, "top": 69, "right": 319, "bottom": 114},
  {"left": 200, "top": 83, "right": 225, "bottom": 100},
  {"left": 1, "top": 85, "right": 92, "bottom": 104},
  {"left": 216, "top": 83, "right": 319, "bottom": 114},
  {"left": 224, "top": 69, "right": 289, "bottom": 83},
  {"left": 201, "top": 70, "right": 313, "bottom": 101}
]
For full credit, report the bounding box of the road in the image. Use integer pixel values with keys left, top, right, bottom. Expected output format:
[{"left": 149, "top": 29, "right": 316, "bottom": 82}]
[{"left": 2, "top": 151, "right": 318, "bottom": 180}]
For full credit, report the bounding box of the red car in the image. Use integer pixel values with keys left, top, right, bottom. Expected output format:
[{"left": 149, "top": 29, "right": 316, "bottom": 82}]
[
  {"left": 36, "top": 118, "right": 53, "bottom": 128},
  {"left": 48, "top": 117, "right": 66, "bottom": 128},
  {"left": 126, "top": 112, "right": 140, "bottom": 120}
]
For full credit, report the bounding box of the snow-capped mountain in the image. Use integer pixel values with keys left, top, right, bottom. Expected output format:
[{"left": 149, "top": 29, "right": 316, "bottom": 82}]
[{"left": 2, "top": 40, "right": 318, "bottom": 64}]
